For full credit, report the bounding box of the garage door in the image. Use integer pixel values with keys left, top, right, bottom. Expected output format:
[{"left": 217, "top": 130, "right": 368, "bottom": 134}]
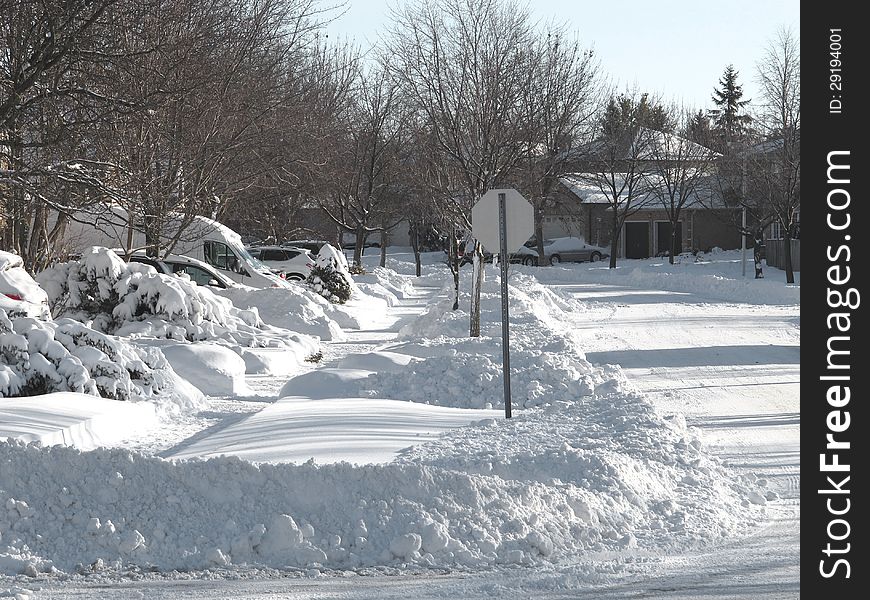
[
  {"left": 656, "top": 221, "right": 682, "bottom": 256},
  {"left": 625, "top": 222, "right": 650, "bottom": 259}
]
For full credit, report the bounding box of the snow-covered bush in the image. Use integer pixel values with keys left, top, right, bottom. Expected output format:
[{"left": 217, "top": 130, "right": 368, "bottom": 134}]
[
  {"left": 306, "top": 246, "right": 354, "bottom": 304},
  {"left": 37, "top": 247, "right": 303, "bottom": 347},
  {"left": 0, "top": 309, "right": 202, "bottom": 411}
]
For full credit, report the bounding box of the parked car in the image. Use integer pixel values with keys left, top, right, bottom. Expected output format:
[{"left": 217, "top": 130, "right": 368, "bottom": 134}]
[
  {"left": 514, "top": 237, "right": 608, "bottom": 266},
  {"left": 283, "top": 240, "right": 331, "bottom": 255},
  {"left": 246, "top": 245, "right": 314, "bottom": 281},
  {"left": 61, "top": 206, "right": 291, "bottom": 289},
  {"left": 128, "top": 253, "right": 241, "bottom": 289},
  {"left": 0, "top": 250, "right": 50, "bottom": 319}
]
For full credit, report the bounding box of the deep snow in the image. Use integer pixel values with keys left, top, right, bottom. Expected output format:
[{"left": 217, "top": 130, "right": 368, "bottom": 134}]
[{"left": 0, "top": 248, "right": 798, "bottom": 598}]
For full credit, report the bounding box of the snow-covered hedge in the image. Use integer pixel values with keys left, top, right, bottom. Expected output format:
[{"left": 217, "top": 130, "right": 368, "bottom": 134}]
[
  {"left": 37, "top": 247, "right": 306, "bottom": 348},
  {"left": 0, "top": 309, "right": 202, "bottom": 412},
  {"left": 306, "top": 245, "right": 355, "bottom": 304}
]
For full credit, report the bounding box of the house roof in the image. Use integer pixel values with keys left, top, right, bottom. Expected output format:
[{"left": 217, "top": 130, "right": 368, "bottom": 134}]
[
  {"left": 560, "top": 172, "right": 730, "bottom": 210},
  {"left": 579, "top": 126, "right": 720, "bottom": 163}
]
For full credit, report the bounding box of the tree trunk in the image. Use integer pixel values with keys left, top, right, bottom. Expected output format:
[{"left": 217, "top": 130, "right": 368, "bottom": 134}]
[
  {"left": 534, "top": 201, "right": 546, "bottom": 265},
  {"left": 609, "top": 217, "right": 620, "bottom": 269},
  {"left": 469, "top": 241, "right": 483, "bottom": 337},
  {"left": 353, "top": 225, "right": 364, "bottom": 266},
  {"left": 670, "top": 225, "right": 678, "bottom": 265},
  {"left": 783, "top": 227, "right": 794, "bottom": 284},
  {"left": 410, "top": 222, "right": 422, "bottom": 277},
  {"left": 379, "top": 229, "right": 388, "bottom": 268}
]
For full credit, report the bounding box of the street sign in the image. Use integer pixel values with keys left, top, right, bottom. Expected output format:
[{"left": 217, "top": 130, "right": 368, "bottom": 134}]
[
  {"left": 470, "top": 188, "right": 533, "bottom": 419},
  {"left": 472, "top": 188, "right": 534, "bottom": 253}
]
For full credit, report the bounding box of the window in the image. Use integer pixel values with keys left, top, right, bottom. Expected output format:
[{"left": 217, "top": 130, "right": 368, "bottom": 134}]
[
  {"left": 204, "top": 241, "right": 242, "bottom": 273},
  {"left": 769, "top": 222, "right": 784, "bottom": 240},
  {"left": 184, "top": 265, "right": 223, "bottom": 287},
  {"left": 261, "top": 249, "right": 300, "bottom": 261}
]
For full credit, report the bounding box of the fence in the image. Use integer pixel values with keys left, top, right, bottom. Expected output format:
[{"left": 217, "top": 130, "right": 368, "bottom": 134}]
[{"left": 765, "top": 239, "right": 800, "bottom": 272}]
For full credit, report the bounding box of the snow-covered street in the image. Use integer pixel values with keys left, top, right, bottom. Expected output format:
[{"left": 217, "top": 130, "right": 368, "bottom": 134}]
[{"left": 1, "top": 251, "right": 799, "bottom": 599}]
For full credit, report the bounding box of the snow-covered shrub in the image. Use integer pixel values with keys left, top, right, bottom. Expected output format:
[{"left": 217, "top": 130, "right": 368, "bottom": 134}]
[
  {"left": 37, "top": 247, "right": 306, "bottom": 348},
  {"left": 306, "top": 247, "right": 354, "bottom": 304},
  {"left": 307, "top": 265, "right": 351, "bottom": 304},
  {"left": 0, "top": 308, "right": 202, "bottom": 410}
]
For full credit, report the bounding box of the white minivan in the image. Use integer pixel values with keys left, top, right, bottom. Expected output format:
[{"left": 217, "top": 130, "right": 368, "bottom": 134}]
[{"left": 61, "top": 206, "right": 292, "bottom": 289}]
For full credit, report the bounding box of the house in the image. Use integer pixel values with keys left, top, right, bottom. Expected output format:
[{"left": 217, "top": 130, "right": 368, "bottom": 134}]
[{"left": 551, "top": 174, "right": 742, "bottom": 259}]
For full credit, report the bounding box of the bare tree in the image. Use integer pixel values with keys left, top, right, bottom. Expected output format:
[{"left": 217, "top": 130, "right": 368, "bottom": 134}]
[
  {"left": 101, "top": 0, "right": 329, "bottom": 259},
  {"left": 385, "top": 0, "right": 536, "bottom": 336},
  {"left": 515, "top": 26, "right": 600, "bottom": 264},
  {"left": 0, "top": 0, "right": 122, "bottom": 269},
  {"left": 646, "top": 106, "right": 720, "bottom": 264},
  {"left": 581, "top": 92, "right": 660, "bottom": 268},
  {"left": 754, "top": 28, "right": 799, "bottom": 283},
  {"left": 317, "top": 64, "right": 408, "bottom": 267}
]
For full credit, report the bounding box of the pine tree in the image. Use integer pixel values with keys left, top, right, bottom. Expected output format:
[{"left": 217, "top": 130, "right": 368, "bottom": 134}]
[
  {"left": 686, "top": 109, "right": 713, "bottom": 146},
  {"left": 711, "top": 65, "right": 751, "bottom": 151}
]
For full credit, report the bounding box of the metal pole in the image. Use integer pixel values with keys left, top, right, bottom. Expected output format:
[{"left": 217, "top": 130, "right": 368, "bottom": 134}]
[
  {"left": 741, "top": 159, "right": 747, "bottom": 278},
  {"left": 741, "top": 207, "right": 747, "bottom": 278},
  {"left": 498, "top": 192, "right": 512, "bottom": 419}
]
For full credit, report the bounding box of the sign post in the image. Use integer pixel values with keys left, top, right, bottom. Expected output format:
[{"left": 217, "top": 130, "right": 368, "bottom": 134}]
[
  {"left": 472, "top": 188, "right": 533, "bottom": 419},
  {"left": 497, "top": 192, "right": 512, "bottom": 418}
]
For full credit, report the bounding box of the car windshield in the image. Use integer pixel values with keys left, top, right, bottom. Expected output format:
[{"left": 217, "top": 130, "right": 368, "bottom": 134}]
[{"left": 234, "top": 244, "right": 271, "bottom": 272}]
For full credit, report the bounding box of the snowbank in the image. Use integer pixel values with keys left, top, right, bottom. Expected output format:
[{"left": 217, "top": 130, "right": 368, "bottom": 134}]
[
  {"left": 169, "top": 396, "right": 502, "bottom": 464},
  {"left": 0, "top": 393, "right": 157, "bottom": 450},
  {"left": 0, "top": 389, "right": 766, "bottom": 575},
  {"left": 529, "top": 250, "right": 800, "bottom": 305},
  {"left": 216, "top": 286, "right": 345, "bottom": 341},
  {"left": 281, "top": 272, "right": 614, "bottom": 410},
  {"left": 158, "top": 344, "right": 252, "bottom": 396}
]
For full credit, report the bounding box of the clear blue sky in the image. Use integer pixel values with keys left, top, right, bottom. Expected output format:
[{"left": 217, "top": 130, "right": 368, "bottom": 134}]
[{"left": 326, "top": 0, "right": 799, "bottom": 112}]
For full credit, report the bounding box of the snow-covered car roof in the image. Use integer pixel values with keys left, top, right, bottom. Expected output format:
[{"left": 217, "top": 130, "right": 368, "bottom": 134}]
[
  {"left": 0, "top": 250, "right": 50, "bottom": 318},
  {"left": 0, "top": 249, "right": 24, "bottom": 271}
]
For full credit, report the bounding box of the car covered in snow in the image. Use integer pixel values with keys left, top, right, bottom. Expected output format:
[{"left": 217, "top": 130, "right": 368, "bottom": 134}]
[
  {"left": 0, "top": 250, "right": 50, "bottom": 319},
  {"left": 513, "top": 237, "right": 609, "bottom": 266},
  {"left": 128, "top": 253, "right": 242, "bottom": 289},
  {"left": 246, "top": 246, "right": 314, "bottom": 281}
]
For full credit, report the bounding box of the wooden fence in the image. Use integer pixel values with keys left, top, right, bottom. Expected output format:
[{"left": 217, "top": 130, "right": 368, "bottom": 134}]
[{"left": 765, "top": 239, "right": 800, "bottom": 272}]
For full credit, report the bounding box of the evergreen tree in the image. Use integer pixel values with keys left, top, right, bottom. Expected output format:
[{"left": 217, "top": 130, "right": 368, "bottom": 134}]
[
  {"left": 711, "top": 65, "right": 752, "bottom": 150},
  {"left": 686, "top": 109, "right": 713, "bottom": 146}
]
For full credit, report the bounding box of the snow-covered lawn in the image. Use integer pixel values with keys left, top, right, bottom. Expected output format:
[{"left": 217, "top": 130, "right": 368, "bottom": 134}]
[{"left": 1, "top": 249, "right": 799, "bottom": 598}]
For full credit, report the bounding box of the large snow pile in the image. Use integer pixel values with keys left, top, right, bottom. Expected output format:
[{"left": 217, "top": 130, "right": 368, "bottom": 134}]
[
  {"left": 0, "top": 397, "right": 766, "bottom": 576},
  {"left": 281, "top": 272, "right": 612, "bottom": 410},
  {"left": 0, "top": 263, "right": 772, "bottom": 577},
  {"left": 0, "top": 310, "right": 202, "bottom": 413},
  {"left": 37, "top": 247, "right": 318, "bottom": 352},
  {"left": 216, "top": 286, "right": 345, "bottom": 341}
]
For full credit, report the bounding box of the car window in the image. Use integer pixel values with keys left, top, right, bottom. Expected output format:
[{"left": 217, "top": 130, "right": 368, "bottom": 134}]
[
  {"left": 168, "top": 263, "right": 224, "bottom": 287},
  {"left": 185, "top": 265, "right": 223, "bottom": 287},
  {"left": 204, "top": 240, "right": 242, "bottom": 273},
  {"left": 260, "top": 249, "right": 285, "bottom": 261}
]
